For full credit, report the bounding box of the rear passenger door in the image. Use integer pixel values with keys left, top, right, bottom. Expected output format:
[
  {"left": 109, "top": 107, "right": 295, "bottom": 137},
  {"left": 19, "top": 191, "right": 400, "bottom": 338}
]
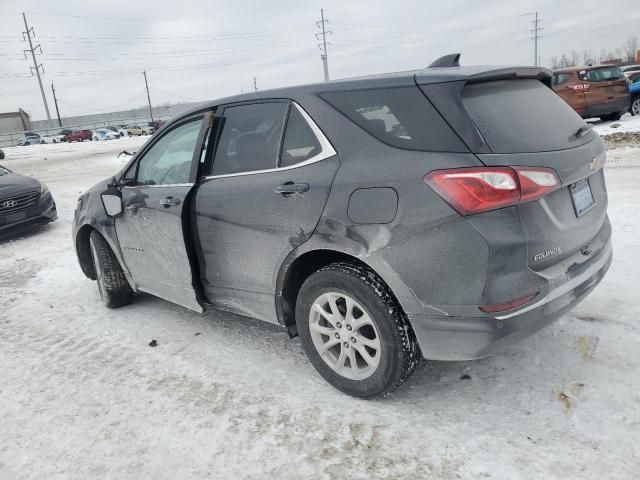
[{"left": 194, "top": 101, "right": 339, "bottom": 322}]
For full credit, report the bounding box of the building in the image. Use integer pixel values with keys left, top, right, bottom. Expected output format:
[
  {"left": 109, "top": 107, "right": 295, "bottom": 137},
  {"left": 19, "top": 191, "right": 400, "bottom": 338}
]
[{"left": 0, "top": 109, "right": 31, "bottom": 133}]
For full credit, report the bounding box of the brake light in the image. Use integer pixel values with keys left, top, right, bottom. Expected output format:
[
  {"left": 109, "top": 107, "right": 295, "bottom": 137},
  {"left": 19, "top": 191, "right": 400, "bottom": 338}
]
[{"left": 424, "top": 166, "right": 560, "bottom": 216}]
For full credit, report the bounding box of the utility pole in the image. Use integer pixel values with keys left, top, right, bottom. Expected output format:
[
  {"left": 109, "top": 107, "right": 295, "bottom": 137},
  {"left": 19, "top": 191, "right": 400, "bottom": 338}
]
[
  {"left": 51, "top": 83, "right": 62, "bottom": 127},
  {"left": 530, "top": 12, "right": 543, "bottom": 66},
  {"left": 253, "top": 76, "right": 258, "bottom": 92},
  {"left": 143, "top": 70, "right": 154, "bottom": 123},
  {"left": 316, "top": 9, "right": 332, "bottom": 81},
  {"left": 22, "top": 13, "right": 52, "bottom": 126}
]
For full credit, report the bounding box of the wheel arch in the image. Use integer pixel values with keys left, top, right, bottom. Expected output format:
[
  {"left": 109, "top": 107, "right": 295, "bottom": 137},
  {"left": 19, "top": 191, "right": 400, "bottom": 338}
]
[
  {"left": 276, "top": 247, "right": 409, "bottom": 338},
  {"left": 74, "top": 222, "right": 136, "bottom": 291}
]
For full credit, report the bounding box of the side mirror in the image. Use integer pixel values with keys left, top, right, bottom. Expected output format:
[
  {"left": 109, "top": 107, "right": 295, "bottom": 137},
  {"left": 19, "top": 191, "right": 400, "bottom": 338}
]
[{"left": 101, "top": 179, "right": 123, "bottom": 218}]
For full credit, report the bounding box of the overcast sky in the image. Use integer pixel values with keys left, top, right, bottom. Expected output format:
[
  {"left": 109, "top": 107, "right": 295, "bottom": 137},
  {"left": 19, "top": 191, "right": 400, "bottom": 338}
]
[{"left": 0, "top": 0, "right": 638, "bottom": 121}]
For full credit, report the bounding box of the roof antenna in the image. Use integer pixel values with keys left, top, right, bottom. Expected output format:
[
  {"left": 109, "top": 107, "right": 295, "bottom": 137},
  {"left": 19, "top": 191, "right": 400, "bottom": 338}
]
[{"left": 428, "top": 53, "right": 461, "bottom": 68}]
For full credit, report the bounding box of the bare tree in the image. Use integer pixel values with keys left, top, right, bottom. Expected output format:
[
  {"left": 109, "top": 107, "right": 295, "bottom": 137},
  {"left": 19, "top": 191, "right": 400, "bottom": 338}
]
[
  {"left": 570, "top": 50, "right": 580, "bottom": 67},
  {"left": 582, "top": 50, "right": 594, "bottom": 66},
  {"left": 624, "top": 36, "right": 639, "bottom": 63},
  {"left": 550, "top": 56, "right": 559, "bottom": 69}
]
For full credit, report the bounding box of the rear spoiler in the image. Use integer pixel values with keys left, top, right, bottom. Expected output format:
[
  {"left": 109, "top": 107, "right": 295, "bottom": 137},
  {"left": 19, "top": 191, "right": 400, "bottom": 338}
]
[
  {"left": 419, "top": 54, "right": 553, "bottom": 88},
  {"left": 466, "top": 67, "right": 553, "bottom": 87}
]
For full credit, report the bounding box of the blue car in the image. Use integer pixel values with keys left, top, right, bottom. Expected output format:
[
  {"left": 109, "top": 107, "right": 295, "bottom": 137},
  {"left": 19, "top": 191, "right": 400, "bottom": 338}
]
[{"left": 630, "top": 75, "right": 640, "bottom": 116}]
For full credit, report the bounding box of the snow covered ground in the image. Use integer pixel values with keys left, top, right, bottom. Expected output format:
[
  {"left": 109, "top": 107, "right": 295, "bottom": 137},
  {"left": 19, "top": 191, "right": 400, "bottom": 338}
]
[
  {"left": 0, "top": 137, "right": 639, "bottom": 479},
  {"left": 590, "top": 112, "right": 640, "bottom": 136}
]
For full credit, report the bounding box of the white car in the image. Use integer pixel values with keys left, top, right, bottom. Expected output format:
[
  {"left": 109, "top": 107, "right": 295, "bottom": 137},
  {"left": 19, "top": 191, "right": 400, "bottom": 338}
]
[
  {"left": 126, "top": 124, "right": 151, "bottom": 136},
  {"left": 93, "top": 128, "right": 119, "bottom": 141},
  {"left": 621, "top": 65, "right": 640, "bottom": 78},
  {"left": 40, "top": 134, "right": 65, "bottom": 144},
  {"left": 106, "top": 126, "right": 126, "bottom": 138}
]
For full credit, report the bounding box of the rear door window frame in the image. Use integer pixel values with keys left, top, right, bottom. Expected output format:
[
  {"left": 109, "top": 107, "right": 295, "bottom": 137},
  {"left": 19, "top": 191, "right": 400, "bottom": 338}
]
[{"left": 204, "top": 100, "right": 336, "bottom": 179}]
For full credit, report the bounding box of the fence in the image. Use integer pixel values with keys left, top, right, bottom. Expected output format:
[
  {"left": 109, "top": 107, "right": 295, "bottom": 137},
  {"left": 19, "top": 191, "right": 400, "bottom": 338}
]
[{"left": 0, "top": 114, "right": 173, "bottom": 148}]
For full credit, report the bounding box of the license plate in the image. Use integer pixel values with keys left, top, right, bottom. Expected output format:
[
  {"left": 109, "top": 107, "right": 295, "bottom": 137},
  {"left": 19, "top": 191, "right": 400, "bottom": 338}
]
[{"left": 569, "top": 178, "right": 595, "bottom": 217}]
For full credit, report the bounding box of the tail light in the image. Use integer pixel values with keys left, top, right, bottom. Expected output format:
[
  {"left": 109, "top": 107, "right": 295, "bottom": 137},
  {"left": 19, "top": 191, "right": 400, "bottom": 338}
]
[
  {"left": 568, "top": 83, "right": 590, "bottom": 92},
  {"left": 424, "top": 166, "right": 560, "bottom": 216}
]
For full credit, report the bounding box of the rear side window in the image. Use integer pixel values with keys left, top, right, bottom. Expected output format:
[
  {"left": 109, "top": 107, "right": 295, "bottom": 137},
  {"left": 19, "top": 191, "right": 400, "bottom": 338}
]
[
  {"left": 213, "top": 102, "right": 288, "bottom": 175},
  {"left": 280, "top": 106, "right": 321, "bottom": 167},
  {"left": 552, "top": 73, "right": 572, "bottom": 85},
  {"left": 462, "top": 79, "right": 590, "bottom": 153},
  {"left": 320, "top": 87, "right": 467, "bottom": 152},
  {"left": 581, "top": 66, "right": 623, "bottom": 82}
]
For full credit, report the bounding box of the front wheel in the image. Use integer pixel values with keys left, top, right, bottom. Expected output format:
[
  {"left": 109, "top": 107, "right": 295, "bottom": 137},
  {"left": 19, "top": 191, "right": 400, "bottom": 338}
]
[
  {"left": 89, "top": 230, "right": 134, "bottom": 308},
  {"left": 295, "top": 262, "right": 420, "bottom": 398},
  {"left": 631, "top": 97, "right": 640, "bottom": 116}
]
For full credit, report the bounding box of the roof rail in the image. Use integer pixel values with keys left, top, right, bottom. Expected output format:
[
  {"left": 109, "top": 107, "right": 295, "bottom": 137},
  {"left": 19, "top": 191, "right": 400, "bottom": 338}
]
[{"left": 428, "top": 53, "right": 461, "bottom": 68}]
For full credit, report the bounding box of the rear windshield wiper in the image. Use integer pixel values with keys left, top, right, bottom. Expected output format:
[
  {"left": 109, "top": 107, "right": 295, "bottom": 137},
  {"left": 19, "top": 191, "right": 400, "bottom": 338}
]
[{"left": 575, "top": 124, "right": 594, "bottom": 138}]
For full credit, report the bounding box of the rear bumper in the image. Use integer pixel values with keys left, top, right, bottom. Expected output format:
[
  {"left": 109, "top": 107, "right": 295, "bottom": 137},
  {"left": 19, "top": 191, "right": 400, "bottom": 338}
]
[
  {"left": 0, "top": 194, "right": 57, "bottom": 235},
  {"left": 583, "top": 96, "right": 630, "bottom": 117},
  {"left": 409, "top": 235, "right": 612, "bottom": 361}
]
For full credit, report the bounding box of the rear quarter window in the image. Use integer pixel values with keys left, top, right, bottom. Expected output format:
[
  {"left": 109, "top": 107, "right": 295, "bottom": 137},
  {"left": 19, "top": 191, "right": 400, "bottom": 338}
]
[
  {"left": 320, "top": 86, "right": 467, "bottom": 152},
  {"left": 462, "top": 79, "right": 591, "bottom": 154}
]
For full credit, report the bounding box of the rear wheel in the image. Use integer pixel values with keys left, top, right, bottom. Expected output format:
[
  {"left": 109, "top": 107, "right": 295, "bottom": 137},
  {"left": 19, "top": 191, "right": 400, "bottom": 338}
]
[
  {"left": 295, "top": 262, "right": 420, "bottom": 398},
  {"left": 631, "top": 97, "right": 640, "bottom": 116},
  {"left": 89, "top": 230, "right": 134, "bottom": 308}
]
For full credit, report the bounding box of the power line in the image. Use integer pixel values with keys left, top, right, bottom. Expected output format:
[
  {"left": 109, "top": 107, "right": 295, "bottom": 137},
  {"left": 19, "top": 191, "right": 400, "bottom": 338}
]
[
  {"left": 316, "top": 8, "right": 332, "bottom": 81},
  {"left": 22, "top": 12, "right": 52, "bottom": 126}
]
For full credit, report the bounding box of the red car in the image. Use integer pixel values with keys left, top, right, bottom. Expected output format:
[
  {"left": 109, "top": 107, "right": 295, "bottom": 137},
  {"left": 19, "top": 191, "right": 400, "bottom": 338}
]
[{"left": 64, "top": 130, "right": 93, "bottom": 142}]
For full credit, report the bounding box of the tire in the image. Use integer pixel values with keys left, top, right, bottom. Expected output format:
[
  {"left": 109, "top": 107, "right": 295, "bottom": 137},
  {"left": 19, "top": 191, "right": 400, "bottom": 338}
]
[
  {"left": 89, "top": 230, "right": 134, "bottom": 308},
  {"left": 295, "top": 262, "right": 420, "bottom": 398},
  {"left": 601, "top": 112, "right": 622, "bottom": 121},
  {"left": 631, "top": 97, "right": 640, "bottom": 116}
]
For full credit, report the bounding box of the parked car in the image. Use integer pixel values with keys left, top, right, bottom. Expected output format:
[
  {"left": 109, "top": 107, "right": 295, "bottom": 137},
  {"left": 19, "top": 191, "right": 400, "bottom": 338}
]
[
  {"left": 629, "top": 73, "right": 640, "bottom": 116},
  {"left": 17, "top": 133, "right": 41, "bottom": 146},
  {"left": 64, "top": 130, "right": 93, "bottom": 142},
  {"left": 126, "top": 124, "right": 151, "bottom": 136},
  {"left": 0, "top": 163, "right": 56, "bottom": 235},
  {"left": 93, "top": 128, "right": 119, "bottom": 141},
  {"left": 106, "top": 126, "right": 126, "bottom": 137},
  {"left": 74, "top": 60, "right": 612, "bottom": 398},
  {"left": 552, "top": 65, "right": 630, "bottom": 120},
  {"left": 41, "top": 133, "right": 65, "bottom": 144},
  {"left": 58, "top": 129, "right": 73, "bottom": 137},
  {"left": 620, "top": 65, "right": 640, "bottom": 78}
]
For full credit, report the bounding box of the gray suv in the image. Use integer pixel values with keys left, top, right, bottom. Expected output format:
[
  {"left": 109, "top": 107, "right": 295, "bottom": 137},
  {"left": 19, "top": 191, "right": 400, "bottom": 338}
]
[{"left": 73, "top": 61, "right": 612, "bottom": 398}]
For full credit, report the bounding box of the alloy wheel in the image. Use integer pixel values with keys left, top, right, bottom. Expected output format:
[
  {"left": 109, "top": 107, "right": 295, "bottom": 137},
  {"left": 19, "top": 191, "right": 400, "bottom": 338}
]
[
  {"left": 632, "top": 98, "right": 640, "bottom": 116},
  {"left": 308, "top": 291, "right": 381, "bottom": 380}
]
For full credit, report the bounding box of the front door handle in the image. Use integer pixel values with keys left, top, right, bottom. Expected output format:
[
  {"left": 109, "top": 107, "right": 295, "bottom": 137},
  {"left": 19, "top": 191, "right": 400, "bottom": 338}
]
[
  {"left": 160, "top": 196, "right": 181, "bottom": 208},
  {"left": 274, "top": 182, "right": 310, "bottom": 196}
]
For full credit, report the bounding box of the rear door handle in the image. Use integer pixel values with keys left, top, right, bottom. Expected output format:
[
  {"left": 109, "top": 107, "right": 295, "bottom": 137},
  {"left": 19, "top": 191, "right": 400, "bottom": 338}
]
[
  {"left": 274, "top": 182, "right": 309, "bottom": 196},
  {"left": 160, "top": 196, "right": 181, "bottom": 208}
]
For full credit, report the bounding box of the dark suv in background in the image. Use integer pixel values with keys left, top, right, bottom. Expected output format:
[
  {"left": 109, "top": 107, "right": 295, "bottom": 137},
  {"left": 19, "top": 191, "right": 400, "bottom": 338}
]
[
  {"left": 74, "top": 59, "right": 612, "bottom": 397},
  {"left": 552, "top": 65, "right": 630, "bottom": 120}
]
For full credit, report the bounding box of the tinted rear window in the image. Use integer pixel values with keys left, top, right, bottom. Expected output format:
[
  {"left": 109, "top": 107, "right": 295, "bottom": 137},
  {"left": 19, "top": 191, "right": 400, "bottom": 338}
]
[
  {"left": 462, "top": 79, "right": 591, "bottom": 153},
  {"left": 320, "top": 86, "right": 467, "bottom": 152},
  {"left": 581, "top": 66, "right": 624, "bottom": 82}
]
